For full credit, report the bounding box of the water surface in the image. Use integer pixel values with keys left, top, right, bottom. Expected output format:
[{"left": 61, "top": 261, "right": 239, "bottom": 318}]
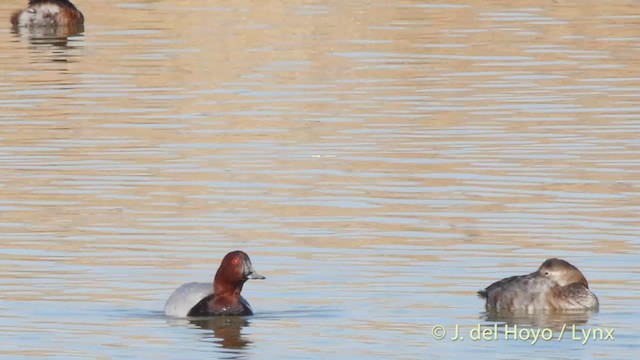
[{"left": 0, "top": 0, "right": 639, "bottom": 359}]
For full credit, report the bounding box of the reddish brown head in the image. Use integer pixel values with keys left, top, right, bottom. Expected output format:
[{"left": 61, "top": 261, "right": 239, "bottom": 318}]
[
  {"left": 28, "top": 0, "right": 79, "bottom": 8},
  {"left": 12, "top": 1, "right": 84, "bottom": 27},
  {"left": 538, "top": 258, "right": 589, "bottom": 288},
  {"left": 213, "top": 251, "right": 265, "bottom": 296}
]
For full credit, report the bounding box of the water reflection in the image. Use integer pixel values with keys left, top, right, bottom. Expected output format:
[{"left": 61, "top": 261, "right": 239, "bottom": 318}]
[
  {"left": 481, "top": 309, "right": 596, "bottom": 330},
  {"left": 11, "top": 24, "right": 84, "bottom": 49},
  {"left": 190, "top": 317, "right": 251, "bottom": 351}
]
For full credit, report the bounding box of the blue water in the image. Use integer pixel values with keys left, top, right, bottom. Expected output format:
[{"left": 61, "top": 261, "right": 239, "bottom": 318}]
[{"left": 0, "top": 0, "right": 639, "bottom": 359}]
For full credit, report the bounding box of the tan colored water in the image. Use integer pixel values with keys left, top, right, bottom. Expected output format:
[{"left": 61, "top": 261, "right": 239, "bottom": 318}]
[{"left": 0, "top": 0, "right": 638, "bottom": 358}]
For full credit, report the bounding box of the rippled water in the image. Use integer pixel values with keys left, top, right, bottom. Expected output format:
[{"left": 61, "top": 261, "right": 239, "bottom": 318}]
[{"left": 0, "top": 0, "right": 639, "bottom": 358}]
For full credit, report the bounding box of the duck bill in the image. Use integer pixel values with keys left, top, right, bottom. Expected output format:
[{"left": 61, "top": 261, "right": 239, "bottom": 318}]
[
  {"left": 247, "top": 271, "right": 266, "bottom": 280},
  {"left": 244, "top": 261, "right": 266, "bottom": 280}
]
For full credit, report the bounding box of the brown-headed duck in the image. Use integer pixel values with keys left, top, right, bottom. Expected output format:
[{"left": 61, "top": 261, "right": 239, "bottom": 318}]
[
  {"left": 164, "top": 251, "right": 265, "bottom": 317},
  {"left": 478, "top": 258, "right": 599, "bottom": 312},
  {"left": 11, "top": 0, "right": 84, "bottom": 27}
]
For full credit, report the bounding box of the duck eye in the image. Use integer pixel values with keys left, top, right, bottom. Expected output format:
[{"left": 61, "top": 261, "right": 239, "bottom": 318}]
[
  {"left": 544, "top": 271, "right": 550, "bottom": 276},
  {"left": 232, "top": 258, "right": 240, "bottom": 265}
]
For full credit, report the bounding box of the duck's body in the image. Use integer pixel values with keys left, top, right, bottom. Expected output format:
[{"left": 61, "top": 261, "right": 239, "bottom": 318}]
[
  {"left": 478, "top": 258, "right": 599, "bottom": 312},
  {"left": 164, "top": 283, "right": 213, "bottom": 318},
  {"left": 11, "top": 0, "right": 84, "bottom": 27},
  {"left": 188, "top": 292, "right": 254, "bottom": 317},
  {"left": 164, "top": 251, "right": 265, "bottom": 317}
]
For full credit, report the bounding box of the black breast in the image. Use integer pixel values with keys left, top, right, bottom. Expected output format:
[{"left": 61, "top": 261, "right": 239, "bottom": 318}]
[
  {"left": 187, "top": 294, "right": 253, "bottom": 316},
  {"left": 187, "top": 294, "right": 217, "bottom": 317}
]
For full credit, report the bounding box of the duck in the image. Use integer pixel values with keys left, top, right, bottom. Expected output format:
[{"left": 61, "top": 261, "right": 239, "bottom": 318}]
[
  {"left": 164, "top": 251, "right": 265, "bottom": 317},
  {"left": 10, "top": 0, "right": 84, "bottom": 27},
  {"left": 478, "top": 258, "right": 599, "bottom": 312}
]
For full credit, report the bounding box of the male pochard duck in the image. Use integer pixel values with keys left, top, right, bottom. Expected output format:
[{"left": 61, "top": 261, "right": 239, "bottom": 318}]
[
  {"left": 165, "top": 251, "right": 265, "bottom": 317},
  {"left": 11, "top": 0, "right": 84, "bottom": 27},
  {"left": 478, "top": 258, "right": 599, "bottom": 312}
]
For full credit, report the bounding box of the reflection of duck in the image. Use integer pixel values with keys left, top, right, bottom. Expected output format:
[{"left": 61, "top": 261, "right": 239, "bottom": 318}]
[
  {"left": 165, "top": 251, "right": 265, "bottom": 317},
  {"left": 191, "top": 317, "right": 251, "bottom": 350},
  {"left": 10, "top": 0, "right": 84, "bottom": 27},
  {"left": 11, "top": 23, "right": 84, "bottom": 49},
  {"left": 481, "top": 309, "right": 593, "bottom": 330},
  {"left": 478, "top": 258, "right": 599, "bottom": 312}
]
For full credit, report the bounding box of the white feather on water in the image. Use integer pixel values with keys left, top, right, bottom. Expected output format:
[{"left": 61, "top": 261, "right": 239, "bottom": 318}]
[{"left": 164, "top": 282, "right": 212, "bottom": 317}]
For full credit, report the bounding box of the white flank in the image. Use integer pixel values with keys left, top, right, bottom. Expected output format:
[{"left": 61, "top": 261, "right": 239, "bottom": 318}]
[
  {"left": 18, "top": 4, "right": 61, "bottom": 27},
  {"left": 164, "top": 282, "right": 213, "bottom": 317}
]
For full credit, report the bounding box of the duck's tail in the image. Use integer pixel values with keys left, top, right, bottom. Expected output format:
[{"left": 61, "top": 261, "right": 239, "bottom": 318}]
[{"left": 477, "top": 290, "right": 488, "bottom": 299}]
